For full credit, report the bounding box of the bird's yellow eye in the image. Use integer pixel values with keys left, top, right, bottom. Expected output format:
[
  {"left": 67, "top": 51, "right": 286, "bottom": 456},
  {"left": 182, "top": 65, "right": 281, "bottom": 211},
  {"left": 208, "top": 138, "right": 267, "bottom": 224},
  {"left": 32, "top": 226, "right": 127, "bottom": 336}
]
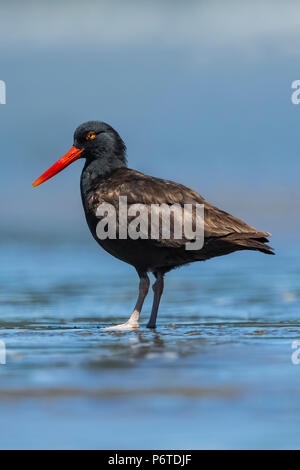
[{"left": 86, "top": 131, "right": 96, "bottom": 140}]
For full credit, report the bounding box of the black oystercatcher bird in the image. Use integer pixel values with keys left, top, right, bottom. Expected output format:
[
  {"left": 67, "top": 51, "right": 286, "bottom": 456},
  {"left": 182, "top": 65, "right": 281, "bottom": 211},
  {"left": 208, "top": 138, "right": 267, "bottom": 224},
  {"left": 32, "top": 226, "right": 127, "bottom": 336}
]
[{"left": 33, "top": 121, "right": 274, "bottom": 329}]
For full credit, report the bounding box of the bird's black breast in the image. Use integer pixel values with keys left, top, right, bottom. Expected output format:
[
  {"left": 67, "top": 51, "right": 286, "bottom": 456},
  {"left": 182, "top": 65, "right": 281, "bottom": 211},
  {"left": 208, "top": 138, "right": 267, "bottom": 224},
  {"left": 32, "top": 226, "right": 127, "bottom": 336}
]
[{"left": 80, "top": 167, "right": 180, "bottom": 271}]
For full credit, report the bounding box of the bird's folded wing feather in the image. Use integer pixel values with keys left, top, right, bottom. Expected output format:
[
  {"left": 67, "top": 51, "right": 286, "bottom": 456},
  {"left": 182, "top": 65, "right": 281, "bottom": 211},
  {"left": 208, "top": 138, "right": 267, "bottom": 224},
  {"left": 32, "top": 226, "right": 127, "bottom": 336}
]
[{"left": 89, "top": 169, "right": 271, "bottom": 248}]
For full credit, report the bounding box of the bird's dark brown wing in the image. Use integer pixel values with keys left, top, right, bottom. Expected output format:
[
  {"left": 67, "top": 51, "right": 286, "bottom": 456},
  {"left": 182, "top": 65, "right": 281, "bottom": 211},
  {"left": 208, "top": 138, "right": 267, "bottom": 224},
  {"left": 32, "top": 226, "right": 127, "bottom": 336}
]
[{"left": 86, "top": 168, "right": 272, "bottom": 252}]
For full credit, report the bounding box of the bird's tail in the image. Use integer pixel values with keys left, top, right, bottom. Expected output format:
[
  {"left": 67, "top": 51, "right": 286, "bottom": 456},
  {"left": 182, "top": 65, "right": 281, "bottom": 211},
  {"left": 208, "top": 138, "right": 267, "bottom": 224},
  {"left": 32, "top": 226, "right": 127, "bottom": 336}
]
[{"left": 225, "top": 232, "right": 275, "bottom": 255}]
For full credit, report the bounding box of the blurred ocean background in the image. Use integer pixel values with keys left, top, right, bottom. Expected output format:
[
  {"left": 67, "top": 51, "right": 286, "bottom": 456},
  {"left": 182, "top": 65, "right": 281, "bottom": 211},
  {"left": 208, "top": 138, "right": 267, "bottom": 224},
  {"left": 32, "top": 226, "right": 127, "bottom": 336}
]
[{"left": 0, "top": 0, "right": 300, "bottom": 449}]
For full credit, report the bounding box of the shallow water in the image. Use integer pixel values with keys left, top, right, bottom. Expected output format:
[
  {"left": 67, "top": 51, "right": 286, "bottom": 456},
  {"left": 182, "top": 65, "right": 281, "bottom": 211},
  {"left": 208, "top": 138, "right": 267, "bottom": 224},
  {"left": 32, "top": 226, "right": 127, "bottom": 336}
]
[{"left": 0, "top": 241, "right": 299, "bottom": 449}]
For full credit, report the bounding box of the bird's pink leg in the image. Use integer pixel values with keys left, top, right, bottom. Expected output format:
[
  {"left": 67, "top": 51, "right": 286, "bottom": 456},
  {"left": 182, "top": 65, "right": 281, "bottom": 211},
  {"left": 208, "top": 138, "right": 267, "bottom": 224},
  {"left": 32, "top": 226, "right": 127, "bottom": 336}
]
[{"left": 105, "top": 274, "right": 150, "bottom": 330}]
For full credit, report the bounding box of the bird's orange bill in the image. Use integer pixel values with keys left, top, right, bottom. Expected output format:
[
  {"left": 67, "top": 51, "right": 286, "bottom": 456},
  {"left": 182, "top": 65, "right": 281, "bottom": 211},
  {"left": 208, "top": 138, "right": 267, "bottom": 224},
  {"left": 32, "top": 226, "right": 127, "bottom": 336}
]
[{"left": 32, "top": 146, "right": 83, "bottom": 187}]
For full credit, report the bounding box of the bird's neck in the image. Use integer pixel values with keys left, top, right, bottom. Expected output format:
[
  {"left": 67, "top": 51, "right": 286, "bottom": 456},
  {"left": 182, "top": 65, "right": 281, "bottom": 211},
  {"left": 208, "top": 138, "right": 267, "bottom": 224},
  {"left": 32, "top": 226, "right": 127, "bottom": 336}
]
[{"left": 80, "top": 155, "right": 127, "bottom": 195}]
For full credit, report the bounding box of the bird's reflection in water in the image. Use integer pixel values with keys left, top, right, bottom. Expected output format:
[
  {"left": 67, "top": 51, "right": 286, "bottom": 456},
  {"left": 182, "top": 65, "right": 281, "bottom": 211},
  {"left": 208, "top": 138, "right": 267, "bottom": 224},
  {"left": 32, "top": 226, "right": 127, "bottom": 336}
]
[
  {"left": 118, "top": 329, "right": 166, "bottom": 361},
  {"left": 134, "top": 329, "right": 165, "bottom": 353}
]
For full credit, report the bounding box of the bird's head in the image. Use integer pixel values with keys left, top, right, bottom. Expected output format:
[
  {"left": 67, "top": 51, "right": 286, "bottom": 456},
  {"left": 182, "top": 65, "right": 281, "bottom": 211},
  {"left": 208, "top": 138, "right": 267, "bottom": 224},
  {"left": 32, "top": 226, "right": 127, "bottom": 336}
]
[{"left": 32, "top": 121, "right": 127, "bottom": 188}]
